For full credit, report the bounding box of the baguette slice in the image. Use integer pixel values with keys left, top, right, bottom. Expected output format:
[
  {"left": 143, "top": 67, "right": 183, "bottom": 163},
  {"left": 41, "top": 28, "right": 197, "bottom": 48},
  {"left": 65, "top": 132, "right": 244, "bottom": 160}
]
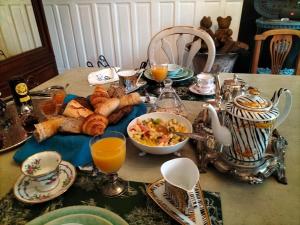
[
  {"left": 33, "top": 117, "right": 64, "bottom": 142},
  {"left": 59, "top": 117, "right": 85, "bottom": 133},
  {"left": 95, "top": 98, "right": 120, "bottom": 117},
  {"left": 63, "top": 100, "right": 93, "bottom": 118}
]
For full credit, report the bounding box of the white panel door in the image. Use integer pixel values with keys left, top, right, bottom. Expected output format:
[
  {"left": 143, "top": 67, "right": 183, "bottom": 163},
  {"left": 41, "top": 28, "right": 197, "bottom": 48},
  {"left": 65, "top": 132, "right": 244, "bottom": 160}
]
[{"left": 43, "top": 0, "right": 244, "bottom": 73}]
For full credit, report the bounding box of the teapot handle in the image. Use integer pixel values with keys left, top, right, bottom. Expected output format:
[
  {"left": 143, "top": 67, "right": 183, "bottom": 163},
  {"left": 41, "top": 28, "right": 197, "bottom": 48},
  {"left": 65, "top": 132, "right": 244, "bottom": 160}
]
[{"left": 271, "top": 88, "right": 292, "bottom": 129}]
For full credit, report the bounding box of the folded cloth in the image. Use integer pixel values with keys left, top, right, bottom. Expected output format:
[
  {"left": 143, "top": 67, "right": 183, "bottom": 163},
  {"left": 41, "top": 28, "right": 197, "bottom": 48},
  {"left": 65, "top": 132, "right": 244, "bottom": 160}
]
[
  {"left": 13, "top": 101, "right": 147, "bottom": 167},
  {"left": 88, "top": 67, "right": 120, "bottom": 85}
]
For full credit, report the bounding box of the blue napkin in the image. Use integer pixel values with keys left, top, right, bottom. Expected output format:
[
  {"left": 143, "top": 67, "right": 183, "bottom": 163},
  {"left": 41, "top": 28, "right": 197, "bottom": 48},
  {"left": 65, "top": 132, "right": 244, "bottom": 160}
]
[{"left": 13, "top": 95, "right": 147, "bottom": 166}]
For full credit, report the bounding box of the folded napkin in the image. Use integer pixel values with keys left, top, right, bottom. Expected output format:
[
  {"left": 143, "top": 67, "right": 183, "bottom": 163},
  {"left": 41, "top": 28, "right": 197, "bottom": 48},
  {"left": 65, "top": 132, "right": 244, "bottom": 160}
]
[
  {"left": 88, "top": 67, "right": 120, "bottom": 85},
  {"left": 13, "top": 99, "right": 147, "bottom": 167}
]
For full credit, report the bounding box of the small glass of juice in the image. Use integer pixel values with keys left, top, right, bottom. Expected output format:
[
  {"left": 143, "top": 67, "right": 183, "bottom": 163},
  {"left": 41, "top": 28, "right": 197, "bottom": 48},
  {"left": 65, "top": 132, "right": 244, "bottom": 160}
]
[
  {"left": 151, "top": 64, "right": 168, "bottom": 95},
  {"left": 90, "top": 131, "right": 127, "bottom": 197}
]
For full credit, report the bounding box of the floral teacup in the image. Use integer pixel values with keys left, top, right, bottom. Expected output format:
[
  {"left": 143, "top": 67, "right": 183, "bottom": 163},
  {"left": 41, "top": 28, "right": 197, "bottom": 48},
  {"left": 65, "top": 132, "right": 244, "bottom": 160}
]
[{"left": 21, "top": 151, "right": 61, "bottom": 192}]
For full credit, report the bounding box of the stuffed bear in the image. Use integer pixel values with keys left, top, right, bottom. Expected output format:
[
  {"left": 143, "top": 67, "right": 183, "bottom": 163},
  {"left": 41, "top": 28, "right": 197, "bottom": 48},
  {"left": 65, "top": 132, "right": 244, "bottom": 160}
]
[
  {"left": 200, "top": 16, "right": 215, "bottom": 39},
  {"left": 215, "top": 16, "right": 233, "bottom": 44}
]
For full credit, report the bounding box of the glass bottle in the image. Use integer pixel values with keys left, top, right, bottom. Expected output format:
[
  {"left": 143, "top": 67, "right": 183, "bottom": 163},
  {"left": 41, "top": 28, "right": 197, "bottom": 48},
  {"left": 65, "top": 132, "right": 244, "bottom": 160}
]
[
  {"left": 8, "top": 76, "right": 33, "bottom": 115},
  {"left": 151, "top": 78, "right": 188, "bottom": 117},
  {"left": 8, "top": 76, "right": 38, "bottom": 133}
]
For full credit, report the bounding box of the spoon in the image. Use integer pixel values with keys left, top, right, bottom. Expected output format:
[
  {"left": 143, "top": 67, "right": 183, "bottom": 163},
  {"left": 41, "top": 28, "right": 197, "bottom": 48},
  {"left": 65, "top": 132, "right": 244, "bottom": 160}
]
[{"left": 156, "top": 125, "right": 207, "bottom": 141}]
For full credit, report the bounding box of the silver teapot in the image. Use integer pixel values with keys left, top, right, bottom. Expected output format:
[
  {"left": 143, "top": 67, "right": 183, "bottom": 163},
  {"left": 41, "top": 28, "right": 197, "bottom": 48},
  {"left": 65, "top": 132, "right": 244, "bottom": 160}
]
[{"left": 206, "top": 87, "right": 292, "bottom": 163}]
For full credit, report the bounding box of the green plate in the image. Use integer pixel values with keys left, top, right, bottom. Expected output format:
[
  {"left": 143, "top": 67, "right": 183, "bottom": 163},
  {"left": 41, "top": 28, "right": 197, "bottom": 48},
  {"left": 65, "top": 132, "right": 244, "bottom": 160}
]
[
  {"left": 144, "top": 68, "right": 193, "bottom": 81},
  {"left": 27, "top": 206, "right": 129, "bottom": 225},
  {"left": 45, "top": 213, "right": 112, "bottom": 225}
]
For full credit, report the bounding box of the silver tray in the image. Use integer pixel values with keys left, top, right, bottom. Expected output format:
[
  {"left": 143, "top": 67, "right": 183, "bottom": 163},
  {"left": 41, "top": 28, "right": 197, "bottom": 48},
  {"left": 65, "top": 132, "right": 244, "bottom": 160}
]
[{"left": 0, "top": 96, "right": 49, "bottom": 153}]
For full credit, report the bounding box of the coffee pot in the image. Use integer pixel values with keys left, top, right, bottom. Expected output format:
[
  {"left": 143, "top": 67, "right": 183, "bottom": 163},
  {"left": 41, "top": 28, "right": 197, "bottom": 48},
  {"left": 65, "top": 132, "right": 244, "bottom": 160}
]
[{"left": 206, "top": 87, "right": 292, "bottom": 163}]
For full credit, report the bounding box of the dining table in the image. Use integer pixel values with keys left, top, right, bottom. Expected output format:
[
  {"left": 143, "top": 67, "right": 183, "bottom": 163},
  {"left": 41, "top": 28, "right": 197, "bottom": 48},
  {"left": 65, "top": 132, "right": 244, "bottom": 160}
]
[{"left": 0, "top": 67, "right": 299, "bottom": 225}]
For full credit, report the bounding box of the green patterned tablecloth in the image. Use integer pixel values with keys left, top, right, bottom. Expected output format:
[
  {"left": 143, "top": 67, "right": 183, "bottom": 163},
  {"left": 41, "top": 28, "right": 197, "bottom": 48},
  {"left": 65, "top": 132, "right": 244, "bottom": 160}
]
[{"left": 0, "top": 171, "right": 222, "bottom": 225}]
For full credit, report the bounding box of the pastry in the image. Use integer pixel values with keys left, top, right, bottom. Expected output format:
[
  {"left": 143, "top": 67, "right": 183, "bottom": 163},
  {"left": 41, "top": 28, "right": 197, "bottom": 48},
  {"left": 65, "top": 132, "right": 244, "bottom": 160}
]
[
  {"left": 119, "top": 92, "right": 141, "bottom": 108},
  {"left": 82, "top": 113, "right": 108, "bottom": 136},
  {"left": 73, "top": 97, "right": 93, "bottom": 110},
  {"left": 107, "top": 85, "right": 126, "bottom": 98},
  {"left": 93, "top": 85, "right": 110, "bottom": 98},
  {"left": 90, "top": 95, "right": 109, "bottom": 108},
  {"left": 108, "top": 105, "right": 133, "bottom": 124},
  {"left": 33, "top": 117, "right": 64, "bottom": 142},
  {"left": 63, "top": 100, "right": 93, "bottom": 118},
  {"left": 95, "top": 98, "right": 120, "bottom": 117},
  {"left": 59, "top": 117, "right": 85, "bottom": 133}
]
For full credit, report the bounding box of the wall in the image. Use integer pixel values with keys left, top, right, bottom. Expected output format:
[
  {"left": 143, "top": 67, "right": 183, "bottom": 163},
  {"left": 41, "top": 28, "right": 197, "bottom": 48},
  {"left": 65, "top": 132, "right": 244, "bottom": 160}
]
[
  {"left": 42, "top": 0, "right": 244, "bottom": 73},
  {"left": 0, "top": 0, "right": 41, "bottom": 59}
]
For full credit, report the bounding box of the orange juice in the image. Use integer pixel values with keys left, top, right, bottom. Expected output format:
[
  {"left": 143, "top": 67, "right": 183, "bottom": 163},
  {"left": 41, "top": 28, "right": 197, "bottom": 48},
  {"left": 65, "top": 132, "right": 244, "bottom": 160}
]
[
  {"left": 91, "top": 137, "right": 126, "bottom": 173},
  {"left": 151, "top": 66, "right": 168, "bottom": 82},
  {"left": 52, "top": 89, "right": 66, "bottom": 105}
]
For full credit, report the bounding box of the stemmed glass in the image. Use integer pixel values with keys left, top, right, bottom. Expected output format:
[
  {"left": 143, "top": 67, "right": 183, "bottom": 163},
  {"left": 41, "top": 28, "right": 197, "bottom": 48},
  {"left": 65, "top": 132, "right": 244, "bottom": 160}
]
[
  {"left": 151, "top": 64, "right": 168, "bottom": 95},
  {"left": 90, "top": 131, "right": 127, "bottom": 197}
]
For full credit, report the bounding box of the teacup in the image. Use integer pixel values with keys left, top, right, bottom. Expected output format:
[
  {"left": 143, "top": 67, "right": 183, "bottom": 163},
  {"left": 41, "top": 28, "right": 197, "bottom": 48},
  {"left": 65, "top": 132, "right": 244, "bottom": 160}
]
[
  {"left": 161, "top": 158, "right": 200, "bottom": 215},
  {"left": 21, "top": 151, "right": 61, "bottom": 192},
  {"left": 196, "top": 73, "right": 214, "bottom": 92},
  {"left": 118, "top": 70, "right": 138, "bottom": 92}
]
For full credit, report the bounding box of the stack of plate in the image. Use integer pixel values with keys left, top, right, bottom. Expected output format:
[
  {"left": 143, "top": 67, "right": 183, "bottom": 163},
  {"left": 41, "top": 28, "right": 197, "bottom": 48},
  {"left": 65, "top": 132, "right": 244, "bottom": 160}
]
[{"left": 144, "top": 65, "right": 194, "bottom": 83}]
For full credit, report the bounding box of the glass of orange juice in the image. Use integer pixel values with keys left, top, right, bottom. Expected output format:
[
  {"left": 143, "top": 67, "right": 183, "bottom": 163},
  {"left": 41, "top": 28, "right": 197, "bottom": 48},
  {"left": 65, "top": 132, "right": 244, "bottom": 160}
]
[
  {"left": 151, "top": 64, "right": 168, "bottom": 95},
  {"left": 90, "top": 131, "right": 127, "bottom": 197}
]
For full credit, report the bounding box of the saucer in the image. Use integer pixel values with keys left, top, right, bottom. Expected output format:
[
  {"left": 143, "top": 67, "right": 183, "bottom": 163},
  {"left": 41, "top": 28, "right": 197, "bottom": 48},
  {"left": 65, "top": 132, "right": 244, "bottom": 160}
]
[
  {"left": 125, "top": 80, "right": 147, "bottom": 94},
  {"left": 14, "top": 160, "right": 76, "bottom": 204},
  {"left": 189, "top": 84, "right": 215, "bottom": 96},
  {"left": 147, "top": 179, "right": 211, "bottom": 225}
]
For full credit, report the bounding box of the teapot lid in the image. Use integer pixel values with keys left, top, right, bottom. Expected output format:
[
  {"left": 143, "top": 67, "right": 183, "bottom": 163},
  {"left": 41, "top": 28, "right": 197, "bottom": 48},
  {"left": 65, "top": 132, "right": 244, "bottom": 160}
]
[
  {"left": 226, "top": 88, "right": 279, "bottom": 121},
  {"left": 234, "top": 88, "right": 272, "bottom": 111}
]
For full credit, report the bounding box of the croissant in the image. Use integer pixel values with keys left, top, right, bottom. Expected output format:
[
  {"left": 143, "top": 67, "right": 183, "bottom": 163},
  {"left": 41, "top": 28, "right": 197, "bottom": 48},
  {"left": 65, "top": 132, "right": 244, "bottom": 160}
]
[
  {"left": 90, "top": 95, "right": 109, "bottom": 108},
  {"left": 95, "top": 98, "right": 120, "bottom": 117},
  {"left": 93, "top": 85, "right": 110, "bottom": 98},
  {"left": 119, "top": 92, "right": 141, "bottom": 108},
  {"left": 82, "top": 113, "right": 108, "bottom": 136}
]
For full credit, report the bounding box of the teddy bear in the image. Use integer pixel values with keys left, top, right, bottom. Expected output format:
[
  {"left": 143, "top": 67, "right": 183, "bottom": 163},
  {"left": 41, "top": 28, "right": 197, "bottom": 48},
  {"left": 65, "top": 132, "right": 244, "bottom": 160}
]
[
  {"left": 200, "top": 16, "right": 215, "bottom": 39},
  {"left": 215, "top": 16, "right": 233, "bottom": 44}
]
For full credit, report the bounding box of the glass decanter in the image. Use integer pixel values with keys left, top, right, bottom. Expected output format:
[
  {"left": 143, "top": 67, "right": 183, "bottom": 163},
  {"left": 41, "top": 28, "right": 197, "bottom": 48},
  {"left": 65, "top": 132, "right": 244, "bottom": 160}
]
[{"left": 151, "top": 78, "right": 188, "bottom": 117}]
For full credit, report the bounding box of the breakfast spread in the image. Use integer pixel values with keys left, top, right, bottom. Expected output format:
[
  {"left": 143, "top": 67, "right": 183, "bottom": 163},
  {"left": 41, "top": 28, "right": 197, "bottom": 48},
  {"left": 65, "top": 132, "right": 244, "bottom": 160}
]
[{"left": 33, "top": 85, "right": 142, "bottom": 142}]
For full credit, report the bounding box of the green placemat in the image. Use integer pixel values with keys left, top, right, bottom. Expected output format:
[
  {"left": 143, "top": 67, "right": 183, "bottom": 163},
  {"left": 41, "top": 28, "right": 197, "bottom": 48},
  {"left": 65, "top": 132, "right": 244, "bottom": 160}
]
[{"left": 0, "top": 170, "right": 222, "bottom": 225}]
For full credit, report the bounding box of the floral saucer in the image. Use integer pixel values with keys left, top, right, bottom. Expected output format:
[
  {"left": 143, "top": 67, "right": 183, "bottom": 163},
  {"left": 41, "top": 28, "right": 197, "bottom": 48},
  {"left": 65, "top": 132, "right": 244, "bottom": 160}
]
[
  {"left": 146, "top": 179, "right": 211, "bottom": 225},
  {"left": 14, "top": 160, "right": 76, "bottom": 204},
  {"left": 189, "top": 83, "right": 215, "bottom": 96}
]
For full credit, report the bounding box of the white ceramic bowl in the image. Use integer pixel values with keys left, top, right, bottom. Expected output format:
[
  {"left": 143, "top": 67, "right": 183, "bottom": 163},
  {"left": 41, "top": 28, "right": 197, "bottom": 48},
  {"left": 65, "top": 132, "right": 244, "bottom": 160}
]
[{"left": 127, "top": 112, "right": 192, "bottom": 155}]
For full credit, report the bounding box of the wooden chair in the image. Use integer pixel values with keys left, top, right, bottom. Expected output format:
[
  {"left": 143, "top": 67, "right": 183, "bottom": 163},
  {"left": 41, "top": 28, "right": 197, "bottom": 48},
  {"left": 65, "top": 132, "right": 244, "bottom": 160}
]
[
  {"left": 147, "top": 26, "right": 216, "bottom": 72},
  {"left": 251, "top": 29, "right": 300, "bottom": 75}
]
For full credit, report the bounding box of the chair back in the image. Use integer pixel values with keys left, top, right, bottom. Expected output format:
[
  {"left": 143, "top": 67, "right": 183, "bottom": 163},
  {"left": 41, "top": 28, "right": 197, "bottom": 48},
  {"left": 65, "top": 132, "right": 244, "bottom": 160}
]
[
  {"left": 147, "top": 26, "right": 216, "bottom": 72},
  {"left": 251, "top": 29, "right": 300, "bottom": 75}
]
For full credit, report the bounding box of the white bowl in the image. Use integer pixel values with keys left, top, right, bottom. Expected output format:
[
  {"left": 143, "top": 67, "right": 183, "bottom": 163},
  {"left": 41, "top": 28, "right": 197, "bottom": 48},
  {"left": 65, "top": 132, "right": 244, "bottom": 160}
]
[{"left": 127, "top": 112, "right": 192, "bottom": 155}]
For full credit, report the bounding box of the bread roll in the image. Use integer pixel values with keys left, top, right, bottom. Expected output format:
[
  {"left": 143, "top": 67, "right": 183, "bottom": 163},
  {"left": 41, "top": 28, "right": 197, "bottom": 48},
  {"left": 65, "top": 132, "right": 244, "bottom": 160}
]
[
  {"left": 108, "top": 105, "right": 133, "bottom": 124},
  {"left": 63, "top": 100, "right": 93, "bottom": 118},
  {"left": 59, "top": 117, "right": 84, "bottom": 133},
  {"left": 95, "top": 98, "right": 120, "bottom": 117},
  {"left": 107, "top": 85, "right": 126, "bottom": 98},
  {"left": 119, "top": 92, "right": 141, "bottom": 108},
  {"left": 33, "top": 117, "right": 64, "bottom": 142},
  {"left": 82, "top": 113, "right": 108, "bottom": 136}
]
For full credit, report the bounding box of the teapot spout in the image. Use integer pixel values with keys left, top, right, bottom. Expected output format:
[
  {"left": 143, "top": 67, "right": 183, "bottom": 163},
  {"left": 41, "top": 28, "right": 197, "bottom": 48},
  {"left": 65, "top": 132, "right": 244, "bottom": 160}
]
[{"left": 205, "top": 104, "right": 232, "bottom": 146}]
